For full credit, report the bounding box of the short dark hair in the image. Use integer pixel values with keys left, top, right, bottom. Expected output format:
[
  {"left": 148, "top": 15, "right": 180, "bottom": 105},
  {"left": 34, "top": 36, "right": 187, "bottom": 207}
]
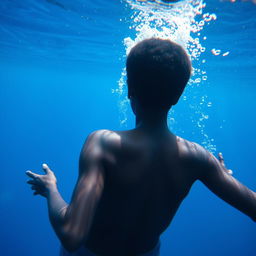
[{"left": 126, "top": 38, "right": 191, "bottom": 109}]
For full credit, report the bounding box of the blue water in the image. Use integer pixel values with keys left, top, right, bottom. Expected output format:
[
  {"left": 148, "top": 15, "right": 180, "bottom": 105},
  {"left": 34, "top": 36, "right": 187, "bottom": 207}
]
[{"left": 0, "top": 0, "right": 256, "bottom": 255}]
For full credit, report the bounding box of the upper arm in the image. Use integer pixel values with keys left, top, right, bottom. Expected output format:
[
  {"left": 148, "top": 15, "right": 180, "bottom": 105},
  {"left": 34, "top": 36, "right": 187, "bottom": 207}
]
[
  {"left": 196, "top": 145, "right": 256, "bottom": 222},
  {"left": 63, "top": 131, "right": 106, "bottom": 251}
]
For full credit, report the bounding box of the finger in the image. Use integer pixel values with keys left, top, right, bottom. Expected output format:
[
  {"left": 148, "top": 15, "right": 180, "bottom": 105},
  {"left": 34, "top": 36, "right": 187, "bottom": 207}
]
[
  {"left": 218, "top": 152, "right": 224, "bottom": 161},
  {"left": 227, "top": 169, "right": 233, "bottom": 175},
  {"left": 27, "top": 179, "right": 36, "bottom": 185},
  {"left": 218, "top": 152, "right": 225, "bottom": 167},
  {"left": 31, "top": 185, "right": 42, "bottom": 190},
  {"left": 42, "top": 163, "right": 51, "bottom": 174},
  {"left": 26, "top": 170, "right": 40, "bottom": 179},
  {"left": 31, "top": 187, "right": 44, "bottom": 195}
]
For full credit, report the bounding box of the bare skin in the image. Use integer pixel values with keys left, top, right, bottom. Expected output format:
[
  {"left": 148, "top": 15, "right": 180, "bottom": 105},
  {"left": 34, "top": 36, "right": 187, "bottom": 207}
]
[{"left": 26, "top": 101, "right": 256, "bottom": 256}]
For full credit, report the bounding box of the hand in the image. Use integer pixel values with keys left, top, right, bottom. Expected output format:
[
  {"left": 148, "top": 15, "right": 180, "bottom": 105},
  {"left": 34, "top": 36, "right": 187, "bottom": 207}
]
[
  {"left": 218, "top": 152, "right": 233, "bottom": 175},
  {"left": 26, "top": 163, "right": 57, "bottom": 198}
]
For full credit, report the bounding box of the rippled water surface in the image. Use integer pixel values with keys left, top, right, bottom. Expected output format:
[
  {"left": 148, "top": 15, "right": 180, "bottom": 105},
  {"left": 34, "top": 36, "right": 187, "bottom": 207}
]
[{"left": 0, "top": 0, "right": 255, "bottom": 64}]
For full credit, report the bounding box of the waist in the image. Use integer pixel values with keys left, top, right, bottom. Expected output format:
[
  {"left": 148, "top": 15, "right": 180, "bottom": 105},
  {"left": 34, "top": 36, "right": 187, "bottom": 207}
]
[{"left": 59, "top": 239, "right": 161, "bottom": 256}]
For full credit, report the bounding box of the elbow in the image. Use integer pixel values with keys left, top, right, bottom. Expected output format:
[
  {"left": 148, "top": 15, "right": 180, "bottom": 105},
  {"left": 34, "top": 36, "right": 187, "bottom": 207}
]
[
  {"left": 61, "top": 231, "right": 85, "bottom": 253},
  {"left": 62, "top": 242, "right": 79, "bottom": 253},
  {"left": 60, "top": 220, "right": 89, "bottom": 252},
  {"left": 61, "top": 237, "right": 81, "bottom": 253}
]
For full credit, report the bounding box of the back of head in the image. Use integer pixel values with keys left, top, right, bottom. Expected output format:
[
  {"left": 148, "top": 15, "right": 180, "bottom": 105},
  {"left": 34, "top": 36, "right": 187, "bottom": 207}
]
[{"left": 126, "top": 38, "right": 191, "bottom": 110}]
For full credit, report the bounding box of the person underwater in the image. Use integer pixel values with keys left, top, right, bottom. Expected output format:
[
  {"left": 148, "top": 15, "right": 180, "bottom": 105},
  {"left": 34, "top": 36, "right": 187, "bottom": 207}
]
[{"left": 26, "top": 38, "right": 256, "bottom": 256}]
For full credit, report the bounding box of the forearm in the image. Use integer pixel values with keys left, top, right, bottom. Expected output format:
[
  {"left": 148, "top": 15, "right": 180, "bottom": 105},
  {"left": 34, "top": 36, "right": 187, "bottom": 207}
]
[
  {"left": 242, "top": 187, "right": 256, "bottom": 222},
  {"left": 46, "top": 185, "right": 69, "bottom": 242}
]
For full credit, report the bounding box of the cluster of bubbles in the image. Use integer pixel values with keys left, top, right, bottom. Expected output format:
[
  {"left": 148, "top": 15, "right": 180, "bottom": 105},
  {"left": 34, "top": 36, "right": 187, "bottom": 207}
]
[{"left": 114, "top": 0, "right": 227, "bottom": 153}]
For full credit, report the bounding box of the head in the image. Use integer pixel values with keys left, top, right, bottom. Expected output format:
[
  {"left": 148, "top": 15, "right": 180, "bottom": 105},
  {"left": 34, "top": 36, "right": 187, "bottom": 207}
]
[{"left": 126, "top": 38, "right": 191, "bottom": 114}]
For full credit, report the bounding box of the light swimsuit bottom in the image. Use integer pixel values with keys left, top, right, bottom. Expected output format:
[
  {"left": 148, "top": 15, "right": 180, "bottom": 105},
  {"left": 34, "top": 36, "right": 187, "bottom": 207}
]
[{"left": 59, "top": 240, "right": 161, "bottom": 256}]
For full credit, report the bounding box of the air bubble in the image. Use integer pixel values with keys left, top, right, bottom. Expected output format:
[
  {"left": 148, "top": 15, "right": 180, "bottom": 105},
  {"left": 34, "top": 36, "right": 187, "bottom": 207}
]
[
  {"left": 222, "top": 51, "right": 230, "bottom": 56},
  {"left": 211, "top": 48, "right": 221, "bottom": 55}
]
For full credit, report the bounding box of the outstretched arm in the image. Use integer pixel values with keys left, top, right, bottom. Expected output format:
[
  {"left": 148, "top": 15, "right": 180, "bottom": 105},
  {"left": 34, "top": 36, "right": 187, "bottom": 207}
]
[
  {"left": 26, "top": 131, "right": 105, "bottom": 252},
  {"left": 197, "top": 147, "right": 256, "bottom": 222}
]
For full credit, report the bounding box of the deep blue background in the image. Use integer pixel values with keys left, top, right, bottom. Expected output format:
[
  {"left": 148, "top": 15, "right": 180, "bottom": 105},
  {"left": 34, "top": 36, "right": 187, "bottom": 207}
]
[{"left": 0, "top": 1, "right": 255, "bottom": 255}]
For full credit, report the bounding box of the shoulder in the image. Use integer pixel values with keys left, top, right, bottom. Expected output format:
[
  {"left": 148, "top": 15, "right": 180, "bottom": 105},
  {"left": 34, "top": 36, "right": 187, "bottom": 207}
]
[
  {"left": 86, "top": 129, "right": 121, "bottom": 148},
  {"left": 176, "top": 136, "right": 226, "bottom": 181},
  {"left": 176, "top": 136, "right": 212, "bottom": 172},
  {"left": 80, "top": 129, "right": 121, "bottom": 159},
  {"left": 176, "top": 136, "right": 207, "bottom": 157},
  {"left": 78, "top": 130, "right": 114, "bottom": 174}
]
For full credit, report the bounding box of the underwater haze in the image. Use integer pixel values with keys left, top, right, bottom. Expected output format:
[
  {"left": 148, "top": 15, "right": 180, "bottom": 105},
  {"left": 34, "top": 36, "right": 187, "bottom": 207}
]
[{"left": 0, "top": 0, "right": 256, "bottom": 255}]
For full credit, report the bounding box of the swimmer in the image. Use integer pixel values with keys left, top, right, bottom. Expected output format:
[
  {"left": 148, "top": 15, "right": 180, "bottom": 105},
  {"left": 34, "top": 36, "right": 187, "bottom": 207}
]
[{"left": 26, "top": 38, "right": 256, "bottom": 256}]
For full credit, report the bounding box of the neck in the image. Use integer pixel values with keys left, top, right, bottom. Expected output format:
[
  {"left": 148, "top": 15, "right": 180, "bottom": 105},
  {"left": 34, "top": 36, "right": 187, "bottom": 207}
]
[{"left": 135, "top": 109, "right": 169, "bottom": 133}]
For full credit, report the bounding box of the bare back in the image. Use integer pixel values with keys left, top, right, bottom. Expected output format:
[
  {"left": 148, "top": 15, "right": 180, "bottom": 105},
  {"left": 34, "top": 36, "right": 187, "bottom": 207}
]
[{"left": 84, "top": 129, "right": 200, "bottom": 255}]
